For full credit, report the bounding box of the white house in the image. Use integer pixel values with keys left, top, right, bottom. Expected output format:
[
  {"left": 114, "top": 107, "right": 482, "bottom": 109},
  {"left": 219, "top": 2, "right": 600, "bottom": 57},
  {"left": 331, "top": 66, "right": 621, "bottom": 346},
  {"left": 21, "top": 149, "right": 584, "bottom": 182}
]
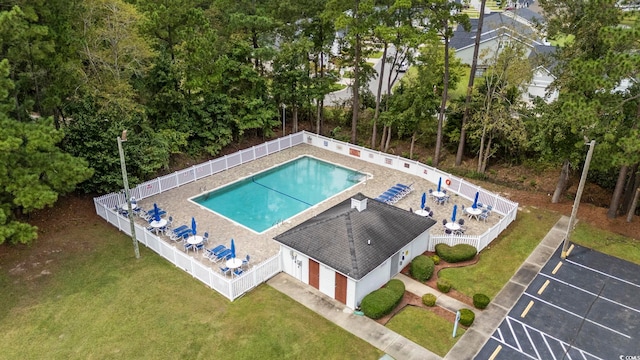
[{"left": 273, "top": 193, "right": 436, "bottom": 309}]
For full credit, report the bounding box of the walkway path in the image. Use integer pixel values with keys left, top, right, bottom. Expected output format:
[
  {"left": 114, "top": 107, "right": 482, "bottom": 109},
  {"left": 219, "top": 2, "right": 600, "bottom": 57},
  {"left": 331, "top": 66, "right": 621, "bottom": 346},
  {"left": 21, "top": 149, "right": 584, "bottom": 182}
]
[{"left": 268, "top": 215, "right": 569, "bottom": 359}]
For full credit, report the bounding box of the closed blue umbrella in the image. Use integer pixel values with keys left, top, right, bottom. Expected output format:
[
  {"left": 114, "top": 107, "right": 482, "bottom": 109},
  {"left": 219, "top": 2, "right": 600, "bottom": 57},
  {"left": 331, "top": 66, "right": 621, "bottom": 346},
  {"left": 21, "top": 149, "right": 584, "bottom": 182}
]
[
  {"left": 230, "top": 238, "right": 236, "bottom": 259},
  {"left": 421, "top": 192, "right": 426, "bottom": 210},
  {"left": 452, "top": 205, "right": 457, "bottom": 222},
  {"left": 437, "top": 177, "right": 442, "bottom": 192},
  {"left": 472, "top": 192, "right": 479, "bottom": 209},
  {"left": 191, "top": 217, "right": 197, "bottom": 236},
  {"left": 153, "top": 203, "right": 160, "bottom": 222}
]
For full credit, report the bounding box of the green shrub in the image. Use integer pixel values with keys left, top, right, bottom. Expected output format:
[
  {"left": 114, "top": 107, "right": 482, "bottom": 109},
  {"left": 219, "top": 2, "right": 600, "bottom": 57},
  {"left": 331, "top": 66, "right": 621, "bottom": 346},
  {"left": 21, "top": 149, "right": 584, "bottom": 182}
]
[
  {"left": 473, "top": 293, "right": 491, "bottom": 309},
  {"left": 437, "top": 278, "right": 452, "bottom": 293},
  {"left": 422, "top": 293, "right": 437, "bottom": 307},
  {"left": 430, "top": 255, "right": 440, "bottom": 265},
  {"left": 360, "top": 280, "right": 405, "bottom": 319},
  {"left": 385, "top": 279, "right": 405, "bottom": 298},
  {"left": 410, "top": 255, "right": 435, "bottom": 282},
  {"left": 435, "top": 243, "right": 477, "bottom": 263},
  {"left": 458, "top": 308, "right": 475, "bottom": 326}
]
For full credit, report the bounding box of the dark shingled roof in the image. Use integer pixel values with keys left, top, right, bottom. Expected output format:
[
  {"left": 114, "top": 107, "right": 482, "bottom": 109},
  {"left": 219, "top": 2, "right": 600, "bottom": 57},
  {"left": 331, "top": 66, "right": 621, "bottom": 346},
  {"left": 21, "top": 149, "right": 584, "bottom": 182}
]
[
  {"left": 273, "top": 193, "right": 437, "bottom": 280},
  {"left": 450, "top": 12, "right": 544, "bottom": 51}
]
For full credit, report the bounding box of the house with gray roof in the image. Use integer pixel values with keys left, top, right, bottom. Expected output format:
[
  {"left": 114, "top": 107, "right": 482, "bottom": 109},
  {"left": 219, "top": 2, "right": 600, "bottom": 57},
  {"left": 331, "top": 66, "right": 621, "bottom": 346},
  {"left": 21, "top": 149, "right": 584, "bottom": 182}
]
[{"left": 273, "top": 193, "right": 436, "bottom": 309}]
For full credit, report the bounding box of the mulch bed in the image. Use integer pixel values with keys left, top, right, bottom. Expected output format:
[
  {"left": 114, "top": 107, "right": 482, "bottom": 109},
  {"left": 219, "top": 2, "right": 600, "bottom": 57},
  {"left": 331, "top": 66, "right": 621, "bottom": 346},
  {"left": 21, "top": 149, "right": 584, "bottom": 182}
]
[{"left": 374, "top": 252, "right": 479, "bottom": 326}]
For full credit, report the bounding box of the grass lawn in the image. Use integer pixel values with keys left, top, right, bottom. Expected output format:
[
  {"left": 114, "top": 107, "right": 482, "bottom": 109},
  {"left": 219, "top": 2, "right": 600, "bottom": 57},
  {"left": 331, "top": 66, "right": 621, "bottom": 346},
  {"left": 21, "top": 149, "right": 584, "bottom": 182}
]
[
  {"left": 548, "top": 34, "right": 575, "bottom": 47},
  {"left": 438, "top": 208, "right": 560, "bottom": 298},
  {"left": 386, "top": 306, "right": 465, "bottom": 356},
  {"left": 449, "top": 66, "right": 471, "bottom": 100},
  {"left": 571, "top": 222, "right": 640, "bottom": 264},
  {"left": 0, "top": 221, "right": 382, "bottom": 360}
]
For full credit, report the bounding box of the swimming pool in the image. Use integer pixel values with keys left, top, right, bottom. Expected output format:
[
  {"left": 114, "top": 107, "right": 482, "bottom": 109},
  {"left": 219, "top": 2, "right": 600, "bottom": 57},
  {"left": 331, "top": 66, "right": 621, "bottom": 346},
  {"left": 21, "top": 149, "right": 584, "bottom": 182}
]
[{"left": 191, "top": 156, "right": 367, "bottom": 233}]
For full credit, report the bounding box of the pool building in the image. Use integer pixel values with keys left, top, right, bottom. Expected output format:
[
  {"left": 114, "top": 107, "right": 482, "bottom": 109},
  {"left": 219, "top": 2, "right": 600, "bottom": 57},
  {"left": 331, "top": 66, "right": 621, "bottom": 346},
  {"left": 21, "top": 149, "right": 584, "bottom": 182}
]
[{"left": 274, "top": 193, "right": 437, "bottom": 309}]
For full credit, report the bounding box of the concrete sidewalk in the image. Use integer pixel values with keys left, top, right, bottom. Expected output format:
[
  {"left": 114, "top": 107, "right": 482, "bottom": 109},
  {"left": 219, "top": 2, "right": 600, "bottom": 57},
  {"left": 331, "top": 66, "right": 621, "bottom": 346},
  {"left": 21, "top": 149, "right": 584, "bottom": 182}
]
[
  {"left": 267, "top": 273, "right": 441, "bottom": 360},
  {"left": 268, "top": 215, "right": 569, "bottom": 360}
]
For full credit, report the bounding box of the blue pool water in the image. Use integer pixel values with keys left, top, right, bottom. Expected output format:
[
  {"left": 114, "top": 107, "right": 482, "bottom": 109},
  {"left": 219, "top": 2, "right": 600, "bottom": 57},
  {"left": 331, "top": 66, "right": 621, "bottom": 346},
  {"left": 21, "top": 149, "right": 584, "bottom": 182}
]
[{"left": 192, "top": 156, "right": 366, "bottom": 233}]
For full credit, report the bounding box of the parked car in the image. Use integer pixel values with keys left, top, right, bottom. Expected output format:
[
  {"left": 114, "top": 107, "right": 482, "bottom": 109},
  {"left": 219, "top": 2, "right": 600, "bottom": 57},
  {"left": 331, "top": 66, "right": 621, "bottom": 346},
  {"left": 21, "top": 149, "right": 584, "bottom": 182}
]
[{"left": 397, "top": 61, "right": 409, "bottom": 72}]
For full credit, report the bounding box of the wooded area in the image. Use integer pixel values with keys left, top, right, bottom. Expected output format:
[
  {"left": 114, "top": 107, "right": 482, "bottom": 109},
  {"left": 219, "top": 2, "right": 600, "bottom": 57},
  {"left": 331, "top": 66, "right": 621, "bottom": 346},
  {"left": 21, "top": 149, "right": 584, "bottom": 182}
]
[{"left": 0, "top": 0, "right": 638, "bottom": 245}]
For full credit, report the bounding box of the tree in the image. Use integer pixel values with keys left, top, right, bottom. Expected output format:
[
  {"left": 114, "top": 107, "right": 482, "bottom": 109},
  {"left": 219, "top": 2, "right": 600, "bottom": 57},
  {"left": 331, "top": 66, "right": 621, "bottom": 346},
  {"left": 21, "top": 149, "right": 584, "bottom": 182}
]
[
  {"left": 537, "top": 0, "right": 640, "bottom": 211},
  {"left": 424, "top": 0, "right": 469, "bottom": 167},
  {"left": 467, "top": 37, "right": 531, "bottom": 173},
  {"left": 456, "top": 0, "right": 487, "bottom": 166},
  {"left": 326, "top": 0, "right": 375, "bottom": 144},
  {"left": 0, "top": 59, "right": 93, "bottom": 244}
]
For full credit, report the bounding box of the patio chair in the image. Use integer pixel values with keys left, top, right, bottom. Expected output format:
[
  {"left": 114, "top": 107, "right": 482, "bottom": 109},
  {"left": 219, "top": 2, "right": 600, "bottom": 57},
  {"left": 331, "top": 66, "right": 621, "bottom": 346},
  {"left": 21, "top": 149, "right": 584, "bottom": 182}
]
[
  {"left": 183, "top": 242, "right": 193, "bottom": 253},
  {"left": 242, "top": 255, "right": 250, "bottom": 269},
  {"left": 195, "top": 242, "right": 205, "bottom": 253},
  {"left": 202, "top": 232, "right": 209, "bottom": 244},
  {"left": 428, "top": 211, "right": 434, "bottom": 218},
  {"left": 219, "top": 266, "right": 231, "bottom": 276},
  {"left": 479, "top": 210, "right": 490, "bottom": 222},
  {"left": 233, "top": 268, "right": 244, "bottom": 277}
]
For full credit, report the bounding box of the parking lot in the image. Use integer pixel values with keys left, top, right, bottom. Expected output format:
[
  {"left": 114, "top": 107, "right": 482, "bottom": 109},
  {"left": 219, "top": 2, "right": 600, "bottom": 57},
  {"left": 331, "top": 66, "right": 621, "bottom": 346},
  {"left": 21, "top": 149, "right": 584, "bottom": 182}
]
[{"left": 476, "top": 243, "right": 640, "bottom": 359}]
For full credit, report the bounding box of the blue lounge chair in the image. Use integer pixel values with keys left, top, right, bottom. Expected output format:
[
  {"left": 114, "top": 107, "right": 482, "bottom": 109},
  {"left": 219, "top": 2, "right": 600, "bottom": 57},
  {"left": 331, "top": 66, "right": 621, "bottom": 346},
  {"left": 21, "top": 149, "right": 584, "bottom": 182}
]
[
  {"left": 210, "top": 249, "right": 231, "bottom": 263},
  {"left": 205, "top": 245, "right": 226, "bottom": 259},
  {"left": 169, "top": 226, "right": 192, "bottom": 241}
]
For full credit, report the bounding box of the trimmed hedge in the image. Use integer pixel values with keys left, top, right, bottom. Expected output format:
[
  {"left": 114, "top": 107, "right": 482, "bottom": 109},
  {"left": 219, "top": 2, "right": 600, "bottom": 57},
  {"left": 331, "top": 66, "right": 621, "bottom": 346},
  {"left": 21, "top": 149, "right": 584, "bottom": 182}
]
[
  {"left": 360, "top": 279, "right": 405, "bottom": 319},
  {"left": 410, "top": 255, "right": 435, "bottom": 282},
  {"left": 430, "top": 254, "right": 440, "bottom": 265},
  {"left": 459, "top": 308, "right": 475, "bottom": 326},
  {"left": 435, "top": 243, "right": 477, "bottom": 263},
  {"left": 422, "top": 293, "right": 437, "bottom": 307},
  {"left": 437, "top": 278, "right": 452, "bottom": 293},
  {"left": 473, "top": 293, "right": 491, "bottom": 309},
  {"left": 385, "top": 279, "right": 406, "bottom": 297}
]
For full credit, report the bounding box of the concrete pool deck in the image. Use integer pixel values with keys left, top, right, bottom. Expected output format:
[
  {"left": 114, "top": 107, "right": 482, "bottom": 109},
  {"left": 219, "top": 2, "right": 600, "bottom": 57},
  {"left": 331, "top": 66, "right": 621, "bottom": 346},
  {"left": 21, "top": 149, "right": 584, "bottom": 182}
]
[{"left": 134, "top": 144, "right": 501, "bottom": 269}]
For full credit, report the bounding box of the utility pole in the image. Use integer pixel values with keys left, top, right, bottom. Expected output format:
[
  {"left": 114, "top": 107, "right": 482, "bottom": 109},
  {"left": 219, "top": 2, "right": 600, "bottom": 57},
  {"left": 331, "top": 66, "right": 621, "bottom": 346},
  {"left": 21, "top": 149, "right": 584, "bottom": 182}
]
[
  {"left": 117, "top": 130, "right": 140, "bottom": 259},
  {"left": 561, "top": 140, "right": 596, "bottom": 259}
]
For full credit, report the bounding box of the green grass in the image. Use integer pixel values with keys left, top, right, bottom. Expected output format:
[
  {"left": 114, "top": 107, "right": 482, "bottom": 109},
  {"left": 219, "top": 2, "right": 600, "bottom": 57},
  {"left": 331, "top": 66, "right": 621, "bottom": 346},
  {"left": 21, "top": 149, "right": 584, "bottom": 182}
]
[
  {"left": 368, "top": 51, "right": 383, "bottom": 59},
  {"left": 438, "top": 208, "right": 560, "bottom": 298},
  {"left": 571, "top": 222, "right": 640, "bottom": 264},
  {"left": 0, "top": 222, "right": 382, "bottom": 360},
  {"left": 449, "top": 66, "right": 471, "bottom": 99},
  {"left": 386, "top": 306, "right": 465, "bottom": 356},
  {"left": 548, "top": 34, "right": 575, "bottom": 47}
]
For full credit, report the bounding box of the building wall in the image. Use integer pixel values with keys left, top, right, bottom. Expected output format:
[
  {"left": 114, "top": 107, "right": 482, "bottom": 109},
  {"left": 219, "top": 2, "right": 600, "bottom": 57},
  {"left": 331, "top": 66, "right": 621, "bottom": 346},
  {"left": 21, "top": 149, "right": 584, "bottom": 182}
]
[
  {"left": 456, "top": 37, "right": 534, "bottom": 66},
  {"left": 525, "top": 68, "right": 558, "bottom": 104}
]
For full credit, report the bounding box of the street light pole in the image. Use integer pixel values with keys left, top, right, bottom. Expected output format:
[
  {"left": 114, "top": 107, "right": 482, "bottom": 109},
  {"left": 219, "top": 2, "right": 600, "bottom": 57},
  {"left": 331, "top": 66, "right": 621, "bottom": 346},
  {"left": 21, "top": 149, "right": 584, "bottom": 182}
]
[
  {"left": 561, "top": 140, "right": 596, "bottom": 259},
  {"left": 117, "top": 130, "right": 140, "bottom": 259},
  {"left": 281, "top": 103, "right": 286, "bottom": 136}
]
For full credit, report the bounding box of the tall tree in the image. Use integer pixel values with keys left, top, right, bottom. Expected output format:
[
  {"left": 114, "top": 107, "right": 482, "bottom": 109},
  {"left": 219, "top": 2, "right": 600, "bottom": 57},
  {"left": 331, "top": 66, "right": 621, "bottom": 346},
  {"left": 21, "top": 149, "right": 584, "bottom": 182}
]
[
  {"left": 424, "top": 0, "right": 469, "bottom": 167},
  {"left": 538, "top": 0, "right": 640, "bottom": 210},
  {"left": 468, "top": 37, "right": 531, "bottom": 173},
  {"left": 327, "top": 0, "right": 375, "bottom": 144},
  {"left": 0, "top": 59, "right": 93, "bottom": 244},
  {"left": 456, "top": 0, "right": 487, "bottom": 166}
]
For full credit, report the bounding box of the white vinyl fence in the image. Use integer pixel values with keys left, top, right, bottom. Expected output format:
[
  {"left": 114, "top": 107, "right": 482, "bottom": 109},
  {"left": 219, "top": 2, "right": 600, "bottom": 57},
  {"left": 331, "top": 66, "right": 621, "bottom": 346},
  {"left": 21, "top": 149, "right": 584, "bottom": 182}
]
[
  {"left": 300, "top": 132, "right": 519, "bottom": 252},
  {"left": 95, "top": 131, "right": 518, "bottom": 300}
]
